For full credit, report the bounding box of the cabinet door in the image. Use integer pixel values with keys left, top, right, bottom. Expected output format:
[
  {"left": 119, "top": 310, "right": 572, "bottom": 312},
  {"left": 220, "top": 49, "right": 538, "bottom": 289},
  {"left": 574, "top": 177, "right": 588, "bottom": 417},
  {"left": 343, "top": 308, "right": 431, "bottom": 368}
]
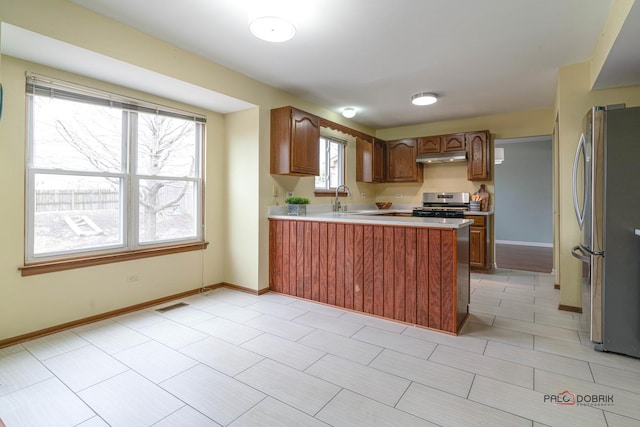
[
  {"left": 442, "top": 133, "right": 466, "bottom": 152},
  {"left": 290, "top": 109, "right": 320, "bottom": 175},
  {"left": 469, "top": 226, "right": 486, "bottom": 268},
  {"left": 271, "top": 106, "right": 320, "bottom": 176},
  {"left": 467, "top": 131, "right": 490, "bottom": 180},
  {"left": 386, "top": 139, "right": 423, "bottom": 182},
  {"left": 373, "top": 138, "right": 386, "bottom": 182},
  {"left": 418, "top": 136, "right": 441, "bottom": 154},
  {"left": 356, "top": 137, "right": 373, "bottom": 182}
]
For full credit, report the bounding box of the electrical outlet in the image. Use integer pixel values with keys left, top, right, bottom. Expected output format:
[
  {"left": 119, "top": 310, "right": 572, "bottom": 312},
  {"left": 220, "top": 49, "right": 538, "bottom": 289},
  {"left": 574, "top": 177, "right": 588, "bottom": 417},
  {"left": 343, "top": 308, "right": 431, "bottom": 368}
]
[
  {"left": 285, "top": 192, "right": 293, "bottom": 198},
  {"left": 360, "top": 192, "right": 367, "bottom": 198},
  {"left": 395, "top": 193, "right": 403, "bottom": 198},
  {"left": 127, "top": 274, "right": 140, "bottom": 283},
  {"left": 272, "top": 185, "right": 278, "bottom": 197}
]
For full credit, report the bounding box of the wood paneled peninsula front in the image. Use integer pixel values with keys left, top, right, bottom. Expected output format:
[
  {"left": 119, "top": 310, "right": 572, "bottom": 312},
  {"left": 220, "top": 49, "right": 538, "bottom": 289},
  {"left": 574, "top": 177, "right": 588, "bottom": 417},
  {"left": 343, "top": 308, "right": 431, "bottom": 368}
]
[{"left": 268, "top": 212, "right": 472, "bottom": 335}]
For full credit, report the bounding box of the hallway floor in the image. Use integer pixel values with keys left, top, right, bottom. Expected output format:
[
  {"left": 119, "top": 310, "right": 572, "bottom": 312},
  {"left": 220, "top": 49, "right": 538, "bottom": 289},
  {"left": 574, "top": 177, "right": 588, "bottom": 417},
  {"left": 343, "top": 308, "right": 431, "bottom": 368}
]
[
  {"left": 1, "top": 269, "right": 639, "bottom": 426},
  {"left": 495, "top": 243, "right": 553, "bottom": 273}
]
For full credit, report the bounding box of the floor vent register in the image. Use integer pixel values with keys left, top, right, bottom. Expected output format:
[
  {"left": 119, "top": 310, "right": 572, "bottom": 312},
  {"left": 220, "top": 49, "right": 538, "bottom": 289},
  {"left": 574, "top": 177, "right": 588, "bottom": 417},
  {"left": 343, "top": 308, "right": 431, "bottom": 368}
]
[{"left": 155, "top": 302, "right": 189, "bottom": 313}]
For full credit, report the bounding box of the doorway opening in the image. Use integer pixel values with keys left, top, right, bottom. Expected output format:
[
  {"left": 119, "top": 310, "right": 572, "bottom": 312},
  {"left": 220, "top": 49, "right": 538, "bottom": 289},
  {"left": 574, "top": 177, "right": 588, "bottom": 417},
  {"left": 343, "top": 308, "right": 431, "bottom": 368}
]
[{"left": 494, "top": 135, "right": 553, "bottom": 273}]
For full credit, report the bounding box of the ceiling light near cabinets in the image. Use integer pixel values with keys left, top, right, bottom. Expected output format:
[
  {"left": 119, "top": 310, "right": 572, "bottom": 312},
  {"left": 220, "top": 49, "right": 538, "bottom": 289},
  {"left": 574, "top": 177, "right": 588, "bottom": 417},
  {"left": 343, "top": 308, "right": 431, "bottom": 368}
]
[
  {"left": 342, "top": 107, "right": 356, "bottom": 118},
  {"left": 411, "top": 92, "right": 438, "bottom": 106},
  {"left": 250, "top": 16, "right": 296, "bottom": 42}
]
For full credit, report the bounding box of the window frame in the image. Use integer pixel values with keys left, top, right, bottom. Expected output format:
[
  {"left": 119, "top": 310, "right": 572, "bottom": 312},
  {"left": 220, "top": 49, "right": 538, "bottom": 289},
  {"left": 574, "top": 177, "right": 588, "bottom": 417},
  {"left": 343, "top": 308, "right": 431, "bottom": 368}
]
[
  {"left": 314, "top": 135, "right": 346, "bottom": 194},
  {"left": 22, "top": 75, "right": 207, "bottom": 274}
]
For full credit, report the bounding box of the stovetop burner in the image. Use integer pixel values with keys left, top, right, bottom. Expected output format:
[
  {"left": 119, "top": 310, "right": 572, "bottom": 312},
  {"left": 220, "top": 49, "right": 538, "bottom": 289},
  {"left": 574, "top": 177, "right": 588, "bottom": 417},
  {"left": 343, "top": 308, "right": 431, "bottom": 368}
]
[{"left": 412, "top": 207, "right": 467, "bottom": 218}]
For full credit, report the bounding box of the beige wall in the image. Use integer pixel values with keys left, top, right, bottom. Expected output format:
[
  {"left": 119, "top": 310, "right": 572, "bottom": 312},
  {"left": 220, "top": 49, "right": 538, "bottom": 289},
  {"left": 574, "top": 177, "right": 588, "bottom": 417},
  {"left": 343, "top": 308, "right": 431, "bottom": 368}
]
[{"left": 224, "top": 108, "right": 260, "bottom": 288}]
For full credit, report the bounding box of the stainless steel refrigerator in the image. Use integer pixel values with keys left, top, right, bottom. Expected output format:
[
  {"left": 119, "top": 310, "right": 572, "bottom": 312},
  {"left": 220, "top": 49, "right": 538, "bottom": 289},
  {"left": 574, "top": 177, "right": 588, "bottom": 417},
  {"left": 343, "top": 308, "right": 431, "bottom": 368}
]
[{"left": 571, "top": 105, "right": 640, "bottom": 358}]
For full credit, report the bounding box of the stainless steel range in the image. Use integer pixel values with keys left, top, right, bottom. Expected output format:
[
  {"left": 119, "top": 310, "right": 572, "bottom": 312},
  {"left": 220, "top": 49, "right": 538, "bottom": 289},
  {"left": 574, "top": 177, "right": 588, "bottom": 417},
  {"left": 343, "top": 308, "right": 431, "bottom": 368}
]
[{"left": 412, "top": 192, "right": 470, "bottom": 218}]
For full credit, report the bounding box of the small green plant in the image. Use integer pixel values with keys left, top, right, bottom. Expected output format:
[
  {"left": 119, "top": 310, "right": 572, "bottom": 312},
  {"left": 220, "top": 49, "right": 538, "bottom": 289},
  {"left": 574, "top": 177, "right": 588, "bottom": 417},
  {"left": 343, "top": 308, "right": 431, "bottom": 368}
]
[{"left": 285, "top": 197, "right": 310, "bottom": 204}]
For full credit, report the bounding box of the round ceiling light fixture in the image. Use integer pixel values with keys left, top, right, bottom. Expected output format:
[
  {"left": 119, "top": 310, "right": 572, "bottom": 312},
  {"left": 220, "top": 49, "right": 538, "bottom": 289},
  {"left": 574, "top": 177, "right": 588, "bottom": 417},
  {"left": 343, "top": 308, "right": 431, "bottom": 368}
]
[
  {"left": 342, "top": 107, "right": 356, "bottom": 118},
  {"left": 411, "top": 92, "right": 438, "bottom": 106},
  {"left": 250, "top": 16, "right": 296, "bottom": 42}
]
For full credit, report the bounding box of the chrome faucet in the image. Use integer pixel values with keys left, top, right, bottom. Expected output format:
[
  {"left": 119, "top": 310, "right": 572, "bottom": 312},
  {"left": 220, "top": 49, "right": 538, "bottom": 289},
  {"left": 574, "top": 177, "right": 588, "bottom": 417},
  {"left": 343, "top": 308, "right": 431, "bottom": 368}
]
[{"left": 334, "top": 184, "right": 351, "bottom": 212}]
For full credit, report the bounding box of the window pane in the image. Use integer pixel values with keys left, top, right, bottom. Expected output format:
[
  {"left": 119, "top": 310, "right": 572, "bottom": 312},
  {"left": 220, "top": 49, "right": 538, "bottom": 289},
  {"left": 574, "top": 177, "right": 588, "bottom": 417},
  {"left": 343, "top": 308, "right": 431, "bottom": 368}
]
[
  {"left": 32, "top": 96, "right": 123, "bottom": 173},
  {"left": 328, "top": 142, "right": 342, "bottom": 188},
  {"left": 315, "top": 139, "right": 328, "bottom": 189},
  {"left": 33, "top": 174, "right": 123, "bottom": 256},
  {"left": 315, "top": 138, "right": 344, "bottom": 190},
  {"left": 137, "top": 113, "right": 198, "bottom": 177},
  {"left": 138, "top": 179, "right": 198, "bottom": 244}
]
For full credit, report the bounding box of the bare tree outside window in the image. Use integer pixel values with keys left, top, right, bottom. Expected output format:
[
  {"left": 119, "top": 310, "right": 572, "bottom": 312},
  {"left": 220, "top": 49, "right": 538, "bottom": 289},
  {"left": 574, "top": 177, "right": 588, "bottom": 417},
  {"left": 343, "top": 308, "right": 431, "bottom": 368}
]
[{"left": 137, "top": 113, "right": 197, "bottom": 242}]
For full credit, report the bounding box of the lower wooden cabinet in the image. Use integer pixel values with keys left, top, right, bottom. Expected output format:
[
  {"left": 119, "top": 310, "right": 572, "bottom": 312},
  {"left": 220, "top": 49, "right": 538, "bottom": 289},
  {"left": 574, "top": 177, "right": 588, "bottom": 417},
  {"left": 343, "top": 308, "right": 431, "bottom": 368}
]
[
  {"left": 269, "top": 218, "right": 470, "bottom": 334},
  {"left": 464, "top": 214, "right": 493, "bottom": 272},
  {"left": 469, "top": 226, "right": 486, "bottom": 267}
]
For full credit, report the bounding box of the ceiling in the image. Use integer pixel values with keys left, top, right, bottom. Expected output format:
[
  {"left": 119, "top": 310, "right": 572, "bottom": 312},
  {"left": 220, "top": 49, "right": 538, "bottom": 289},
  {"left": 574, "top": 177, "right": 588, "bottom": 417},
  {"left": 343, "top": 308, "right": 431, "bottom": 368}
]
[{"left": 6, "top": 0, "right": 640, "bottom": 129}]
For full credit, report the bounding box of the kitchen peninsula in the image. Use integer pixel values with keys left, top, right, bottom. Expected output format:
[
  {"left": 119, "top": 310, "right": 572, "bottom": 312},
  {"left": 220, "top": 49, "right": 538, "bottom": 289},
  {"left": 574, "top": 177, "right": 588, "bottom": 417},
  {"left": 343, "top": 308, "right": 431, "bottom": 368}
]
[{"left": 268, "top": 211, "right": 472, "bottom": 335}]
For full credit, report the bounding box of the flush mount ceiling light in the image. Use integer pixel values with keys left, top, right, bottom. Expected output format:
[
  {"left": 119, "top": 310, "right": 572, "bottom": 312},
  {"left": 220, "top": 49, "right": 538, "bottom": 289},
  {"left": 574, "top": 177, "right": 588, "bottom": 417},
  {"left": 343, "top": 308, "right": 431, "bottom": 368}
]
[
  {"left": 250, "top": 16, "right": 296, "bottom": 42},
  {"left": 411, "top": 92, "right": 438, "bottom": 106},
  {"left": 342, "top": 107, "right": 356, "bottom": 118}
]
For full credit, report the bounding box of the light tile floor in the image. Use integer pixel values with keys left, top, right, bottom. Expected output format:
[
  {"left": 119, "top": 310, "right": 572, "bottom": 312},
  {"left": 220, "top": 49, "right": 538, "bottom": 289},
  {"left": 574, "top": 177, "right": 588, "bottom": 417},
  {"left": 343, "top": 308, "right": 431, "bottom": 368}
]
[{"left": 1, "top": 269, "right": 640, "bottom": 426}]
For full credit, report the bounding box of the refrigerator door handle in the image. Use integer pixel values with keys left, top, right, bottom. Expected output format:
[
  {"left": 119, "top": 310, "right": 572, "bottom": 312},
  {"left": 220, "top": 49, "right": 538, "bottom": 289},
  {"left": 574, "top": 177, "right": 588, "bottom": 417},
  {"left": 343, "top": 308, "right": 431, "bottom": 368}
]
[
  {"left": 571, "top": 245, "right": 590, "bottom": 263},
  {"left": 572, "top": 133, "right": 586, "bottom": 229}
]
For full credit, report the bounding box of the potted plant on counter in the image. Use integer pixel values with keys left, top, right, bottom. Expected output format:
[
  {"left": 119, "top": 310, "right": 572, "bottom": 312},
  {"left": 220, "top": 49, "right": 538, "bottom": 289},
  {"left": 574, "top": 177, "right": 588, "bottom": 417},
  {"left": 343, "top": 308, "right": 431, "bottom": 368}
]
[{"left": 285, "top": 197, "right": 310, "bottom": 216}]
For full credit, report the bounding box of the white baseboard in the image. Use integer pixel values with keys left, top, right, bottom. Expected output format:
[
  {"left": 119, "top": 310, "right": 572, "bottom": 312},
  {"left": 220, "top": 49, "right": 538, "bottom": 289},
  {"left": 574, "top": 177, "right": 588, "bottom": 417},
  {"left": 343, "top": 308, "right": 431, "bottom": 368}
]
[{"left": 495, "top": 240, "right": 553, "bottom": 248}]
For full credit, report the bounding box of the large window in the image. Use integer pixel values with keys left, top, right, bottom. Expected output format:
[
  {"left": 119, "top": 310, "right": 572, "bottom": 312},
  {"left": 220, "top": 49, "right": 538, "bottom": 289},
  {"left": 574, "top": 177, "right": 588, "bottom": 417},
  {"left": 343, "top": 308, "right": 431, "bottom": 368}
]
[
  {"left": 25, "top": 75, "right": 205, "bottom": 263},
  {"left": 315, "top": 136, "right": 345, "bottom": 190}
]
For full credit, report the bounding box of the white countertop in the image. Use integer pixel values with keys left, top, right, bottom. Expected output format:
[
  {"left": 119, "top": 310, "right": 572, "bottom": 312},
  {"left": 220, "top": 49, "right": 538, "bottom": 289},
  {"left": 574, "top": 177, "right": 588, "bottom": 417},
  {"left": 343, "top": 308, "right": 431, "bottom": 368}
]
[{"left": 269, "top": 210, "right": 473, "bottom": 229}]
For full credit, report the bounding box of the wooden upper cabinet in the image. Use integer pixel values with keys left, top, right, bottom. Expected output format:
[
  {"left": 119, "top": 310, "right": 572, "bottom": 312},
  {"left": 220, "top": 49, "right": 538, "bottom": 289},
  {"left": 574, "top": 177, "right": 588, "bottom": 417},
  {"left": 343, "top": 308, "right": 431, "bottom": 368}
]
[
  {"left": 373, "top": 138, "right": 386, "bottom": 182},
  {"left": 270, "top": 106, "right": 320, "bottom": 176},
  {"left": 357, "top": 137, "right": 386, "bottom": 183},
  {"left": 466, "top": 130, "right": 490, "bottom": 180},
  {"left": 356, "top": 137, "right": 373, "bottom": 183},
  {"left": 386, "top": 139, "right": 423, "bottom": 182},
  {"left": 418, "top": 133, "right": 465, "bottom": 155},
  {"left": 417, "top": 135, "right": 442, "bottom": 154},
  {"left": 442, "top": 133, "right": 466, "bottom": 152}
]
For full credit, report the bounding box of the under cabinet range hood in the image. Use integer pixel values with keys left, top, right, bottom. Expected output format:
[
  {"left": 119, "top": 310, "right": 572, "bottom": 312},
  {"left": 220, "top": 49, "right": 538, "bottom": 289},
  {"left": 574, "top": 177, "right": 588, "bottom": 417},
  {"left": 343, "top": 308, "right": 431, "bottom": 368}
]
[{"left": 416, "top": 151, "right": 467, "bottom": 163}]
